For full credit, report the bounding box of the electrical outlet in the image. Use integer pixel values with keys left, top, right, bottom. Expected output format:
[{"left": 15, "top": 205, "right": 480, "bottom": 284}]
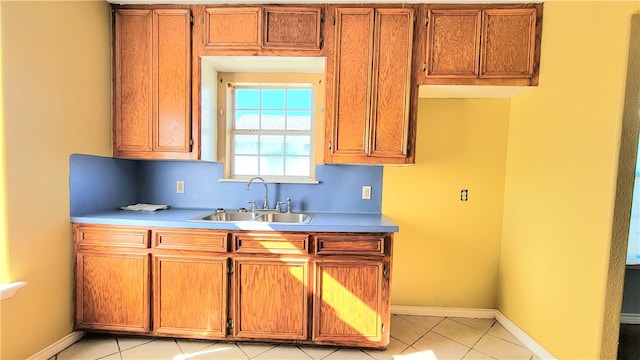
[
  {"left": 362, "top": 186, "right": 372, "bottom": 200},
  {"left": 176, "top": 180, "right": 185, "bottom": 194},
  {"left": 461, "top": 189, "right": 468, "bottom": 201}
]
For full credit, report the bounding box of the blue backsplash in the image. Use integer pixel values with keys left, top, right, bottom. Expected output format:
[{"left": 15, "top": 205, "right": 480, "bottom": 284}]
[{"left": 70, "top": 154, "right": 383, "bottom": 216}]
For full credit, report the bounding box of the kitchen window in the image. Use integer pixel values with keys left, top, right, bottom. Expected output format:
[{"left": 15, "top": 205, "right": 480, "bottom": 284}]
[{"left": 228, "top": 83, "right": 316, "bottom": 182}]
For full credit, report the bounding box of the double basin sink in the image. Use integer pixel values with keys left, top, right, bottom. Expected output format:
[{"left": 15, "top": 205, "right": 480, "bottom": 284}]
[{"left": 192, "top": 210, "right": 314, "bottom": 224}]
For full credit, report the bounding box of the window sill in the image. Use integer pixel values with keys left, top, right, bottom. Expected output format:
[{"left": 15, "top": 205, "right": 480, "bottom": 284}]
[
  {"left": 218, "top": 178, "right": 320, "bottom": 185},
  {"left": 1, "top": 281, "right": 27, "bottom": 301}
]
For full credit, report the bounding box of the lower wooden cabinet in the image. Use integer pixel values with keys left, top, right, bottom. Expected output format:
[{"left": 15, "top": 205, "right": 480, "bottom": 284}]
[
  {"left": 153, "top": 254, "right": 228, "bottom": 337},
  {"left": 232, "top": 258, "right": 309, "bottom": 340},
  {"left": 314, "top": 260, "right": 387, "bottom": 346},
  {"left": 75, "top": 250, "right": 151, "bottom": 333},
  {"left": 73, "top": 224, "right": 393, "bottom": 348}
]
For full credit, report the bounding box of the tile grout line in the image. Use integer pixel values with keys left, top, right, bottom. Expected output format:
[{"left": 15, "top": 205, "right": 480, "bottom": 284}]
[
  {"left": 387, "top": 335, "right": 413, "bottom": 357},
  {"left": 429, "top": 318, "right": 492, "bottom": 359},
  {"left": 462, "top": 319, "right": 499, "bottom": 360},
  {"left": 404, "top": 315, "right": 448, "bottom": 348}
]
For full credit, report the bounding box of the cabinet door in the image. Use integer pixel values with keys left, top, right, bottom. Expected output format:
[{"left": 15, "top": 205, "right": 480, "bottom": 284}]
[
  {"left": 369, "top": 8, "right": 413, "bottom": 159},
  {"left": 313, "top": 260, "right": 388, "bottom": 347},
  {"left": 326, "top": 8, "right": 374, "bottom": 162},
  {"left": 153, "top": 254, "right": 228, "bottom": 338},
  {"left": 232, "top": 258, "right": 308, "bottom": 340},
  {"left": 205, "top": 7, "right": 261, "bottom": 50},
  {"left": 113, "top": 8, "right": 192, "bottom": 159},
  {"left": 113, "top": 9, "right": 153, "bottom": 154},
  {"left": 263, "top": 6, "right": 322, "bottom": 50},
  {"left": 75, "top": 251, "right": 150, "bottom": 332},
  {"left": 153, "top": 9, "right": 192, "bottom": 153},
  {"left": 424, "top": 8, "right": 481, "bottom": 78},
  {"left": 325, "top": 7, "right": 415, "bottom": 165},
  {"left": 480, "top": 8, "right": 537, "bottom": 79}
]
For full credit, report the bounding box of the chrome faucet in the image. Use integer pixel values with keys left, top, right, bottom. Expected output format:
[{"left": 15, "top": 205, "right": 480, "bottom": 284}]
[{"left": 246, "top": 176, "right": 269, "bottom": 210}]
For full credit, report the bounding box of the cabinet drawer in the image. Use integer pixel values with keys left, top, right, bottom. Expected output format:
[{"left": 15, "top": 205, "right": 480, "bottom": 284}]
[
  {"left": 74, "top": 224, "right": 150, "bottom": 248},
  {"left": 234, "top": 232, "right": 309, "bottom": 254},
  {"left": 316, "top": 234, "right": 387, "bottom": 256},
  {"left": 153, "top": 229, "right": 229, "bottom": 252},
  {"left": 205, "top": 7, "right": 262, "bottom": 49},
  {"left": 263, "top": 6, "right": 322, "bottom": 50}
]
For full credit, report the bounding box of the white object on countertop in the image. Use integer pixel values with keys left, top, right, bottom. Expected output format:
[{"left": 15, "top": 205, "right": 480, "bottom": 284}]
[
  {"left": 1, "top": 281, "right": 27, "bottom": 301},
  {"left": 120, "top": 203, "right": 170, "bottom": 212}
]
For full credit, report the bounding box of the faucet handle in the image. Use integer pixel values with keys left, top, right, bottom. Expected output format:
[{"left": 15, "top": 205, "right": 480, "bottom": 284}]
[
  {"left": 275, "top": 201, "right": 285, "bottom": 212},
  {"left": 246, "top": 200, "right": 257, "bottom": 212},
  {"left": 286, "top": 197, "right": 292, "bottom": 213}
]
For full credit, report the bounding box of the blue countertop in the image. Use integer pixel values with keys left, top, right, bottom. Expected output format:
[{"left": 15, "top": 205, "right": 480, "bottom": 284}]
[{"left": 71, "top": 208, "right": 399, "bottom": 233}]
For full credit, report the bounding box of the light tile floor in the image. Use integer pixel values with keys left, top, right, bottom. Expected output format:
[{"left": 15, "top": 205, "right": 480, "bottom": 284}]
[{"left": 51, "top": 315, "right": 539, "bottom": 360}]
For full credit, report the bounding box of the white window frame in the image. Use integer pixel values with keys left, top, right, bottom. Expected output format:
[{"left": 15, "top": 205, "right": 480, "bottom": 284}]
[{"left": 225, "top": 82, "right": 317, "bottom": 183}]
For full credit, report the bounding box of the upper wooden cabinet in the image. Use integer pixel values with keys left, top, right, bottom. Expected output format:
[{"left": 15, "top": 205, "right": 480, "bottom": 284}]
[
  {"left": 201, "top": 5, "right": 323, "bottom": 55},
  {"left": 113, "top": 8, "right": 194, "bottom": 159},
  {"left": 324, "top": 6, "right": 417, "bottom": 165},
  {"left": 422, "top": 4, "right": 542, "bottom": 85}
]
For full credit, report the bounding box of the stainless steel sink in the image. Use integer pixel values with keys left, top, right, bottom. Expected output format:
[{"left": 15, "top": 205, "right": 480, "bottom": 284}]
[
  {"left": 255, "top": 212, "right": 314, "bottom": 224},
  {"left": 190, "top": 210, "right": 313, "bottom": 224},
  {"left": 193, "top": 211, "right": 256, "bottom": 222}
]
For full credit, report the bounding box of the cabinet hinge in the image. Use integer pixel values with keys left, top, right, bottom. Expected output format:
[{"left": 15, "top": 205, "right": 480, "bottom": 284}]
[
  {"left": 190, "top": 15, "right": 194, "bottom": 25},
  {"left": 328, "top": 141, "right": 332, "bottom": 151},
  {"left": 333, "top": 15, "right": 336, "bottom": 26},
  {"left": 383, "top": 265, "right": 389, "bottom": 279},
  {"left": 382, "top": 323, "right": 385, "bottom": 333},
  {"left": 227, "top": 319, "right": 234, "bottom": 329},
  {"left": 228, "top": 262, "right": 234, "bottom": 274},
  {"left": 425, "top": 16, "right": 429, "bottom": 26},
  {"left": 320, "top": 11, "right": 325, "bottom": 23},
  {"left": 320, "top": 36, "right": 324, "bottom": 49}
]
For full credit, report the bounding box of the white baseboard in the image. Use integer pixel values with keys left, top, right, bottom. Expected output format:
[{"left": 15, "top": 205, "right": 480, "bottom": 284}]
[
  {"left": 391, "top": 305, "right": 555, "bottom": 360},
  {"left": 27, "top": 331, "right": 85, "bottom": 360},
  {"left": 494, "top": 311, "right": 555, "bottom": 360},
  {"left": 391, "top": 305, "right": 496, "bottom": 319},
  {"left": 621, "top": 313, "right": 640, "bottom": 324}
]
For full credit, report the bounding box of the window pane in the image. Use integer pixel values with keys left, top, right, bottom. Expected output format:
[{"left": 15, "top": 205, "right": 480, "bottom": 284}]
[
  {"left": 260, "top": 135, "right": 284, "bottom": 155},
  {"left": 285, "top": 157, "right": 310, "bottom": 176},
  {"left": 236, "top": 89, "right": 260, "bottom": 109},
  {"left": 235, "top": 110, "right": 260, "bottom": 130},
  {"left": 260, "top": 156, "right": 284, "bottom": 176},
  {"left": 287, "top": 89, "right": 312, "bottom": 109},
  {"left": 234, "top": 155, "right": 258, "bottom": 175},
  {"left": 287, "top": 111, "right": 311, "bottom": 130},
  {"left": 234, "top": 135, "right": 259, "bottom": 155},
  {"left": 285, "top": 135, "right": 310, "bottom": 156},
  {"left": 231, "top": 84, "right": 314, "bottom": 180},
  {"left": 262, "top": 110, "right": 285, "bottom": 130},
  {"left": 261, "top": 89, "right": 285, "bottom": 109}
]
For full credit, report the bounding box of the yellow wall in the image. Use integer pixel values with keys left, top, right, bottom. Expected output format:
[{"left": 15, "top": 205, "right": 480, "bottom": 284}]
[
  {"left": 383, "top": 98, "right": 510, "bottom": 308},
  {"left": 499, "top": 2, "right": 640, "bottom": 358},
  {"left": 1, "top": 1, "right": 638, "bottom": 359},
  {"left": 0, "top": 2, "right": 111, "bottom": 359},
  {"left": 0, "top": 0, "right": 7, "bottom": 284}
]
